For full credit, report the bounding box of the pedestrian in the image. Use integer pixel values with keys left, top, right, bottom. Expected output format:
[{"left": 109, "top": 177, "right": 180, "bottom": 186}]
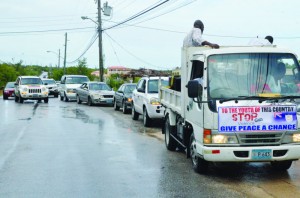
[
  {"left": 265, "top": 35, "right": 274, "bottom": 44},
  {"left": 248, "top": 35, "right": 274, "bottom": 46},
  {"left": 183, "top": 20, "right": 219, "bottom": 49}
]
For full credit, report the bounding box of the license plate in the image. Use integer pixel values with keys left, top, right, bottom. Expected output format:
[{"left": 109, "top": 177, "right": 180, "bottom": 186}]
[
  {"left": 106, "top": 100, "right": 112, "bottom": 103},
  {"left": 33, "top": 94, "right": 38, "bottom": 97},
  {"left": 252, "top": 149, "right": 272, "bottom": 160}
]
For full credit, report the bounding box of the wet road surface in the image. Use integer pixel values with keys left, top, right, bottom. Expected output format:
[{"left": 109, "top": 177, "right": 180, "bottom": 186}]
[{"left": 1, "top": 97, "right": 300, "bottom": 197}]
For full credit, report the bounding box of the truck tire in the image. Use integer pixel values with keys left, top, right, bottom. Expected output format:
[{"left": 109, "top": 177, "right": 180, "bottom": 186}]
[
  {"left": 270, "top": 160, "right": 292, "bottom": 171},
  {"left": 143, "top": 108, "right": 152, "bottom": 127},
  {"left": 131, "top": 104, "right": 139, "bottom": 120},
  {"left": 44, "top": 98, "right": 49, "bottom": 103},
  {"left": 164, "top": 117, "right": 177, "bottom": 151},
  {"left": 15, "top": 96, "right": 19, "bottom": 102},
  {"left": 77, "top": 95, "right": 82, "bottom": 104},
  {"left": 64, "top": 93, "right": 69, "bottom": 102},
  {"left": 190, "top": 133, "right": 208, "bottom": 174},
  {"left": 114, "top": 100, "right": 119, "bottom": 111}
]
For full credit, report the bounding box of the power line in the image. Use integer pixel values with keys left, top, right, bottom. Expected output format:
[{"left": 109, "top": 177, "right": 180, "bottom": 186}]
[
  {"left": 0, "top": 27, "right": 95, "bottom": 35},
  {"left": 104, "top": 32, "right": 172, "bottom": 70},
  {"left": 103, "top": 0, "right": 170, "bottom": 31}
]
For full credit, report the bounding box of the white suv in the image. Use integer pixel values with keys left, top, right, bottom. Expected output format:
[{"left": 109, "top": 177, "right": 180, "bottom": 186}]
[
  {"left": 131, "top": 76, "right": 169, "bottom": 127},
  {"left": 14, "top": 76, "right": 49, "bottom": 103},
  {"left": 59, "top": 75, "right": 90, "bottom": 102}
]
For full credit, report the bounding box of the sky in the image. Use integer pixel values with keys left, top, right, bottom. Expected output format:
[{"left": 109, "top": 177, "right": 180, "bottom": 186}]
[{"left": 1, "top": 0, "right": 300, "bottom": 71}]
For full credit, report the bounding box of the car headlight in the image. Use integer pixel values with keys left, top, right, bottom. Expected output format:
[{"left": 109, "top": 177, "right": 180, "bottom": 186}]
[
  {"left": 150, "top": 98, "right": 160, "bottom": 105},
  {"left": 212, "top": 134, "right": 238, "bottom": 144},
  {"left": 67, "top": 89, "right": 74, "bottom": 93}
]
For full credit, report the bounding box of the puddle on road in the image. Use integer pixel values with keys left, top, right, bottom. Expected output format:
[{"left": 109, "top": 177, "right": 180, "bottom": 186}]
[{"left": 60, "top": 106, "right": 104, "bottom": 130}]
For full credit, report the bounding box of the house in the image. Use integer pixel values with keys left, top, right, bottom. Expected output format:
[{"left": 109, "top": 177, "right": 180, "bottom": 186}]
[{"left": 107, "top": 66, "right": 130, "bottom": 76}]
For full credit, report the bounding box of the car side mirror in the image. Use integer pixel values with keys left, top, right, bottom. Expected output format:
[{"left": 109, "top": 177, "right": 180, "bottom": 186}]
[
  {"left": 186, "top": 80, "right": 202, "bottom": 98},
  {"left": 137, "top": 88, "right": 145, "bottom": 93},
  {"left": 44, "top": 83, "right": 48, "bottom": 85},
  {"left": 14, "top": 83, "right": 18, "bottom": 86}
]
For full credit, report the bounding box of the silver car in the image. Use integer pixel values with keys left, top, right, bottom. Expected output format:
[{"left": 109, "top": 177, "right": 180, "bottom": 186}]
[{"left": 75, "top": 82, "right": 115, "bottom": 106}]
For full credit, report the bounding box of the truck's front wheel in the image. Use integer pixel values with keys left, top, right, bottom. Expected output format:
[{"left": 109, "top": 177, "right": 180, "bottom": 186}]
[
  {"left": 190, "top": 133, "right": 208, "bottom": 174},
  {"left": 270, "top": 160, "right": 292, "bottom": 171},
  {"left": 164, "top": 117, "right": 177, "bottom": 151}
]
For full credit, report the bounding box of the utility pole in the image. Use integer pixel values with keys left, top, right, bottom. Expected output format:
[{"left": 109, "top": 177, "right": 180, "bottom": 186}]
[
  {"left": 97, "top": 0, "right": 104, "bottom": 82},
  {"left": 58, "top": 49, "right": 61, "bottom": 68},
  {"left": 63, "top": 32, "right": 67, "bottom": 75}
]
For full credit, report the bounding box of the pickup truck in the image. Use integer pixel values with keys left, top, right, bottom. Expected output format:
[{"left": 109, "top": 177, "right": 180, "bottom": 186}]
[
  {"left": 131, "top": 76, "right": 169, "bottom": 127},
  {"left": 160, "top": 46, "right": 300, "bottom": 173}
]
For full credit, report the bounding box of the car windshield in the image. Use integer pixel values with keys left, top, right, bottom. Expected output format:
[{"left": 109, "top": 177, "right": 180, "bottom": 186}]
[
  {"left": 208, "top": 53, "right": 300, "bottom": 99},
  {"left": 89, "top": 83, "right": 111, "bottom": 91},
  {"left": 124, "top": 85, "right": 136, "bottom": 93},
  {"left": 21, "top": 78, "right": 43, "bottom": 85},
  {"left": 66, "top": 77, "right": 89, "bottom": 84},
  {"left": 5, "top": 82, "right": 15, "bottom": 88},
  {"left": 42, "top": 79, "right": 56, "bottom": 84},
  {"left": 148, "top": 79, "right": 169, "bottom": 93}
]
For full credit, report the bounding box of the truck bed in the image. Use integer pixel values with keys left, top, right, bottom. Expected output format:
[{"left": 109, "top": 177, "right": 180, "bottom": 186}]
[{"left": 160, "top": 86, "right": 182, "bottom": 114}]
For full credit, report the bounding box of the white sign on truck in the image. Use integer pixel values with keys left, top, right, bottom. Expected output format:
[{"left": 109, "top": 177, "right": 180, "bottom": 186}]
[{"left": 160, "top": 46, "right": 300, "bottom": 174}]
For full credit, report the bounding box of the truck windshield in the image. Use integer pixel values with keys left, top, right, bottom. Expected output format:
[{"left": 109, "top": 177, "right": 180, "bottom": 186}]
[
  {"left": 148, "top": 79, "right": 169, "bottom": 93},
  {"left": 66, "top": 77, "right": 89, "bottom": 84},
  {"left": 208, "top": 53, "right": 300, "bottom": 99},
  {"left": 21, "top": 78, "right": 43, "bottom": 85}
]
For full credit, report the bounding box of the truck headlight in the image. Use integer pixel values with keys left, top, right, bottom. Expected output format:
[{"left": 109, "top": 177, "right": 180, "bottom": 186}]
[
  {"left": 212, "top": 134, "right": 238, "bottom": 144},
  {"left": 293, "top": 133, "right": 300, "bottom": 142},
  {"left": 22, "top": 87, "right": 28, "bottom": 92},
  {"left": 67, "top": 89, "right": 74, "bottom": 93},
  {"left": 150, "top": 98, "right": 160, "bottom": 105},
  {"left": 127, "top": 98, "right": 133, "bottom": 102},
  {"left": 42, "top": 87, "right": 47, "bottom": 92}
]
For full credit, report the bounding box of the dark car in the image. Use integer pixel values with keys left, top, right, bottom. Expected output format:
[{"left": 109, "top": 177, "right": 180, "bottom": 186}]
[
  {"left": 3, "top": 82, "right": 15, "bottom": 100},
  {"left": 113, "top": 83, "right": 137, "bottom": 114}
]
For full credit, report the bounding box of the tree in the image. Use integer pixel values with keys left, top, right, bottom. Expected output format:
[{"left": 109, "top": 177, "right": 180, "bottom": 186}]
[{"left": 0, "top": 64, "right": 18, "bottom": 87}]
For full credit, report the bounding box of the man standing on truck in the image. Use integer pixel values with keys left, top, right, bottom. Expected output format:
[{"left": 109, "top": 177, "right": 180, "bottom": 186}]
[{"left": 183, "top": 20, "right": 219, "bottom": 49}]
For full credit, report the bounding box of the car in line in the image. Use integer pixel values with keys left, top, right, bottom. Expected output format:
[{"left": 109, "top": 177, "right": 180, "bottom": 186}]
[
  {"left": 59, "top": 75, "right": 90, "bottom": 102},
  {"left": 131, "top": 76, "right": 169, "bottom": 127},
  {"left": 113, "top": 83, "right": 137, "bottom": 114},
  {"left": 3, "top": 82, "right": 15, "bottom": 100},
  {"left": 14, "top": 76, "right": 49, "bottom": 103},
  {"left": 42, "top": 78, "right": 59, "bottom": 97},
  {"left": 75, "top": 81, "right": 115, "bottom": 106}
]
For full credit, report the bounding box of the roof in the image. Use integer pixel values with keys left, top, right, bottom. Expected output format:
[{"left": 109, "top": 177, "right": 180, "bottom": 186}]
[
  {"left": 19, "top": 76, "right": 40, "bottom": 78},
  {"left": 190, "top": 46, "right": 297, "bottom": 58},
  {"left": 108, "top": 66, "right": 128, "bottom": 70}
]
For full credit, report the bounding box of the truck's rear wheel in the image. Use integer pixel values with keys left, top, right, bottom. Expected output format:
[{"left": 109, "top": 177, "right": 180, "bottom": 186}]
[
  {"left": 164, "top": 117, "right": 177, "bottom": 151},
  {"left": 270, "top": 160, "right": 292, "bottom": 171},
  {"left": 190, "top": 133, "right": 208, "bottom": 174}
]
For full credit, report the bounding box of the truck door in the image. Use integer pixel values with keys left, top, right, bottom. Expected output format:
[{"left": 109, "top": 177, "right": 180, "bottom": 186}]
[{"left": 185, "top": 60, "right": 204, "bottom": 129}]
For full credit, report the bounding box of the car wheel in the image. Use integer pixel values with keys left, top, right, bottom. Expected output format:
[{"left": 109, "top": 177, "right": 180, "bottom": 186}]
[
  {"left": 77, "top": 95, "right": 82, "bottom": 104},
  {"left": 143, "top": 107, "right": 151, "bottom": 127},
  {"left": 114, "top": 99, "right": 120, "bottom": 111},
  {"left": 54, "top": 93, "right": 59, "bottom": 98},
  {"left": 44, "top": 98, "right": 49, "bottom": 103},
  {"left": 60, "top": 94, "right": 64, "bottom": 101},
  {"left": 19, "top": 96, "right": 24, "bottom": 103},
  {"left": 164, "top": 116, "right": 177, "bottom": 151},
  {"left": 131, "top": 104, "right": 139, "bottom": 120},
  {"left": 3, "top": 95, "right": 8, "bottom": 100},
  {"left": 270, "top": 160, "right": 292, "bottom": 171},
  {"left": 122, "top": 101, "right": 128, "bottom": 114},
  {"left": 88, "top": 97, "right": 93, "bottom": 106},
  {"left": 190, "top": 133, "right": 208, "bottom": 174}
]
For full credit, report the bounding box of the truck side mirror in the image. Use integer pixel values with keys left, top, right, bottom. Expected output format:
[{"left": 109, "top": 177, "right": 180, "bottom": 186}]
[
  {"left": 137, "top": 88, "right": 145, "bottom": 93},
  {"left": 186, "top": 80, "right": 202, "bottom": 98}
]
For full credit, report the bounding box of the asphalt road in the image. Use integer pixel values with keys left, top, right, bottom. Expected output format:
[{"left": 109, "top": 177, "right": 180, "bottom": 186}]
[{"left": 1, "top": 96, "right": 300, "bottom": 197}]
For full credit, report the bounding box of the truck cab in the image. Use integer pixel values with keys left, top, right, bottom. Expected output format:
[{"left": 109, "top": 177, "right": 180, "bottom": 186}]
[{"left": 160, "top": 46, "right": 300, "bottom": 173}]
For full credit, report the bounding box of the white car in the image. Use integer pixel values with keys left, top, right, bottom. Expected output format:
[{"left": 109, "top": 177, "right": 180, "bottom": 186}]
[
  {"left": 14, "top": 76, "right": 49, "bottom": 103},
  {"left": 131, "top": 76, "right": 169, "bottom": 127},
  {"left": 42, "top": 78, "right": 59, "bottom": 97},
  {"left": 59, "top": 75, "right": 90, "bottom": 102}
]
